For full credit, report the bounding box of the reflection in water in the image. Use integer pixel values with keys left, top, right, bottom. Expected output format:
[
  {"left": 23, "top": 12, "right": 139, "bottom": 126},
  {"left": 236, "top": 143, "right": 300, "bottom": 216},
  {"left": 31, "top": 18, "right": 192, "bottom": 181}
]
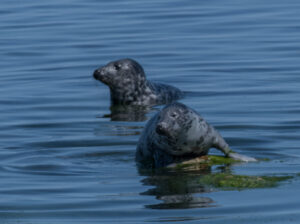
[
  {"left": 139, "top": 165, "right": 217, "bottom": 209},
  {"left": 103, "top": 105, "right": 154, "bottom": 122},
  {"left": 148, "top": 195, "right": 214, "bottom": 209},
  {"left": 139, "top": 162, "right": 294, "bottom": 209},
  {"left": 108, "top": 125, "right": 143, "bottom": 136}
]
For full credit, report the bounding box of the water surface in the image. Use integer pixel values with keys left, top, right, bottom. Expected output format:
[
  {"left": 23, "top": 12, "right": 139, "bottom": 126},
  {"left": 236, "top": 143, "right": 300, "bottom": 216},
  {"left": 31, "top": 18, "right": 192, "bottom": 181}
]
[{"left": 1, "top": 0, "right": 300, "bottom": 223}]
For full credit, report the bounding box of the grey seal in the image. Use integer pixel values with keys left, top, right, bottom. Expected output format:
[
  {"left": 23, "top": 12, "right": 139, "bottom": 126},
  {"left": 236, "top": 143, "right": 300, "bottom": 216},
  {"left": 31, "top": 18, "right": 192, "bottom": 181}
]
[
  {"left": 93, "top": 58, "right": 183, "bottom": 106},
  {"left": 136, "top": 102, "right": 256, "bottom": 168}
]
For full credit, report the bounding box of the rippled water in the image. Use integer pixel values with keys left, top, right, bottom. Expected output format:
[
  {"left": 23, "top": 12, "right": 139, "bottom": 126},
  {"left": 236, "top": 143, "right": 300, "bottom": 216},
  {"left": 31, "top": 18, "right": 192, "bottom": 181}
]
[{"left": 1, "top": 0, "right": 300, "bottom": 223}]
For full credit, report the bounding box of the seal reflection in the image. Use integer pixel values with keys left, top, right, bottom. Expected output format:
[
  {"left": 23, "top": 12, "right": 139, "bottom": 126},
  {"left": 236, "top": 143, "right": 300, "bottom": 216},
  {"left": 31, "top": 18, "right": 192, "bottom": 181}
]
[
  {"left": 103, "top": 105, "right": 152, "bottom": 122},
  {"left": 139, "top": 164, "right": 217, "bottom": 209}
]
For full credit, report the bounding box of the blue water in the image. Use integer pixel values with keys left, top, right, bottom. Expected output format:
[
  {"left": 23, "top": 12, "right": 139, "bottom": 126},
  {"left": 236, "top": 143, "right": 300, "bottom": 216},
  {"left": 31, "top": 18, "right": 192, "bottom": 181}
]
[{"left": 1, "top": 0, "right": 300, "bottom": 223}]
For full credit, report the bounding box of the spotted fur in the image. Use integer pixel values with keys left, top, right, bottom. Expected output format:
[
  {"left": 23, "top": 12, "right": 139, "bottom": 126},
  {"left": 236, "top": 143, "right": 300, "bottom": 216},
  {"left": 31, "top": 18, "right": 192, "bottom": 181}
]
[
  {"left": 93, "top": 58, "right": 183, "bottom": 105},
  {"left": 136, "top": 102, "right": 232, "bottom": 168}
]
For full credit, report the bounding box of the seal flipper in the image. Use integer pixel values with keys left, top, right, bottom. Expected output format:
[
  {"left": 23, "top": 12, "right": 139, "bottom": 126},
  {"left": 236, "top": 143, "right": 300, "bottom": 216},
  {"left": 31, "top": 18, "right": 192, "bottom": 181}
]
[
  {"left": 212, "top": 129, "right": 257, "bottom": 162},
  {"left": 227, "top": 152, "right": 257, "bottom": 162},
  {"left": 211, "top": 129, "right": 231, "bottom": 155}
]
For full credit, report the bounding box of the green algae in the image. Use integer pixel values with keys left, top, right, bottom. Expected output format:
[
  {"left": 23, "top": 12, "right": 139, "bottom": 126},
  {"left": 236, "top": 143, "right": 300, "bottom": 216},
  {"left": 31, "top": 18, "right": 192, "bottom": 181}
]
[
  {"left": 169, "top": 155, "right": 293, "bottom": 190},
  {"left": 198, "top": 173, "right": 293, "bottom": 190},
  {"left": 206, "top": 155, "right": 238, "bottom": 165},
  {"left": 171, "top": 155, "right": 271, "bottom": 170},
  {"left": 170, "top": 155, "right": 240, "bottom": 170}
]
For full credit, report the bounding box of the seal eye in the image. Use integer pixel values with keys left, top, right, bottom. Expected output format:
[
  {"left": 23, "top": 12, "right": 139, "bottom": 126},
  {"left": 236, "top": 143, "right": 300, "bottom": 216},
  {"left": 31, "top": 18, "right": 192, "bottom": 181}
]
[
  {"left": 170, "top": 112, "right": 178, "bottom": 119},
  {"left": 114, "top": 64, "right": 121, "bottom": 71}
]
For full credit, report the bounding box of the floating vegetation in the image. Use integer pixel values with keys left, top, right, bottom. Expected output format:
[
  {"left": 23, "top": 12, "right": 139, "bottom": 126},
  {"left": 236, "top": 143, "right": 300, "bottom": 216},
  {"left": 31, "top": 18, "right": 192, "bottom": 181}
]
[
  {"left": 169, "top": 155, "right": 240, "bottom": 170},
  {"left": 198, "top": 173, "right": 293, "bottom": 190},
  {"left": 168, "top": 155, "right": 293, "bottom": 190}
]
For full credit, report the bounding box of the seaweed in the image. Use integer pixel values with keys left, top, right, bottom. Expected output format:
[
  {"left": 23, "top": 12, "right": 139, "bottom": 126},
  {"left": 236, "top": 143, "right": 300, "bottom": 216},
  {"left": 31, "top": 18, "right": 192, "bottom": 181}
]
[
  {"left": 169, "top": 155, "right": 293, "bottom": 190},
  {"left": 198, "top": 173, "right": 293, "bottom": 190},
  {"left": 170, "top": 155, "right": 240, "bottom": 169}
]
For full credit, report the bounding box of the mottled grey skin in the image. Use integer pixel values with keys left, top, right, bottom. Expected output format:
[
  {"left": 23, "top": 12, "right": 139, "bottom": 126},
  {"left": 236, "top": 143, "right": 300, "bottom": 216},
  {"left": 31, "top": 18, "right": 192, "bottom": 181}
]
[
  {"left": 93, "top": 58, "right": 183, "bottom": 106},
  {"left": 136, "top": 102, "right": 256, "bottom": 168}
]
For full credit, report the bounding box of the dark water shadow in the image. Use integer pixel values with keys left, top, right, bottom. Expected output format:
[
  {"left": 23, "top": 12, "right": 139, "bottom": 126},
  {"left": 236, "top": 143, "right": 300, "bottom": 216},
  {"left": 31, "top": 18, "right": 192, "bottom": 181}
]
[
  {"left": 102, "top": 105, "right": 156, "bottom": 122},
  {"left": 139, "top": 165, "right": 217, "bottom": 209}
]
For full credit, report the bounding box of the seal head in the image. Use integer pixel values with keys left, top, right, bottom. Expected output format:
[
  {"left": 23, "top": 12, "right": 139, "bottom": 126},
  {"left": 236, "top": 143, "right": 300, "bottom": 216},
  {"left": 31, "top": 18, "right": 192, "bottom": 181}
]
[
  {"left": 93, "top": 58, "right": 145, "bottom": 87},
  {"left": 154, "top": 103, "right": 212, "bottom": 157},
  {"left": 94, "top": 58, "right": 147, "bottom": 104}
]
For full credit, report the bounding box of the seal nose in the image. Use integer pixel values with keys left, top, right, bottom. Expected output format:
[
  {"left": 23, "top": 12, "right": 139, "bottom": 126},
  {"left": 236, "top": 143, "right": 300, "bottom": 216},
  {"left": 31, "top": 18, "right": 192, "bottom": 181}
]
[
  {"left": 93, "top": 69, "right": 101, "bottom": 80},
  {"left": 156, "top": 122, "right": 169, "bottom": 136}
]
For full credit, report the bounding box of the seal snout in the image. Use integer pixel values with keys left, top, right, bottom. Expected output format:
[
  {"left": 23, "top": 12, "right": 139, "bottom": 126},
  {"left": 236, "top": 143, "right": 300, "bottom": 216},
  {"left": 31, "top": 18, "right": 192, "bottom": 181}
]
[
  {"left": 156, "top": 122, "right": 169, "bottom": 136},
  {"left": 93, "top": 68, "right": 109, "bottom": 84},
  {"left": 93, "top": 68, "right": 102, "bottom": 80}
]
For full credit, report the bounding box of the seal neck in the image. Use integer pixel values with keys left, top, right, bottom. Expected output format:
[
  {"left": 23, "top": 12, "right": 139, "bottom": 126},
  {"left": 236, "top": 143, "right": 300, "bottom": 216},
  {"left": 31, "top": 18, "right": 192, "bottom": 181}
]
[{"left": 109, "top": 80, "right": 153, "bottom": 105}]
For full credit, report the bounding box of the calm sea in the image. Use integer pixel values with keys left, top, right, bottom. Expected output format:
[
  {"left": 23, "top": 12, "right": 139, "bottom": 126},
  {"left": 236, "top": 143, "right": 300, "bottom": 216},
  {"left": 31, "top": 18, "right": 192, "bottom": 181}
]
[{"left": 1, "top": 0, "right": 300, "bottom": 223}]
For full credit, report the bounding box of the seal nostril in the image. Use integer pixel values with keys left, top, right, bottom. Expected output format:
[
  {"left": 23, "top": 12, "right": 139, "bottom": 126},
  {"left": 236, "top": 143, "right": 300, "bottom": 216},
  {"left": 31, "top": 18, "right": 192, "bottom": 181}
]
[{"left": 156, "top": 122, "right": 168, "bottom": 136}]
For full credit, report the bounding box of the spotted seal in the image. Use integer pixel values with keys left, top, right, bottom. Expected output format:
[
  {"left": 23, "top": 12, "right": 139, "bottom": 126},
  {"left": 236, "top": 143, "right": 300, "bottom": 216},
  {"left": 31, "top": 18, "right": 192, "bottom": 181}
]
[
  {"left": 93, "top": 58, "right": 183, "bottom": 106},
  {"left": 136, "top": 102, "right": 256, "bottom": 168}
]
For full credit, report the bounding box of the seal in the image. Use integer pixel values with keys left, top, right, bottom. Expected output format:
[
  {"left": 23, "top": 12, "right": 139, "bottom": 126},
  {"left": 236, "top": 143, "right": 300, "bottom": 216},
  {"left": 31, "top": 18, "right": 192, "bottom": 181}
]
[
  {"left": 136, "top": 102, "right": 256, "bottom": 168},
  {"left": 93, "top": 58, "right": 184, "bottom": 106}
]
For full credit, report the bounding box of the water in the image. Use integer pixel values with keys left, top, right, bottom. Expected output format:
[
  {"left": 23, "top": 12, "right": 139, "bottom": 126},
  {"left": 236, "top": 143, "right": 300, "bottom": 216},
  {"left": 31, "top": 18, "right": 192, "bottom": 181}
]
[{"left": 1, "top": 0, "right": 300, "bottom": 223}]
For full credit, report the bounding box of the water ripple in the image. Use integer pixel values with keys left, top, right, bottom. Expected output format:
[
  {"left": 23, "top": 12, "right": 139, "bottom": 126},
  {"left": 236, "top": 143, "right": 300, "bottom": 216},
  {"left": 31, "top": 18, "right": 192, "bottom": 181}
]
[{"left": 1, "top": 0, "right": 300, "bottom": 223}]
